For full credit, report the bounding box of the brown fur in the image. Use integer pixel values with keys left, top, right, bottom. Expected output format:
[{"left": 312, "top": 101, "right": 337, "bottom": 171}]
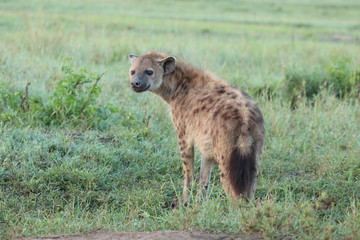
[{"left": 128, "top": 51, "right": 265, "bottom": 203}]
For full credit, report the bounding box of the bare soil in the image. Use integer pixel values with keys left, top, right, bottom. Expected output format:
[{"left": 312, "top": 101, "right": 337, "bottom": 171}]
[{"left": 19, "top": 231, "right": 262, "bottom": 240}]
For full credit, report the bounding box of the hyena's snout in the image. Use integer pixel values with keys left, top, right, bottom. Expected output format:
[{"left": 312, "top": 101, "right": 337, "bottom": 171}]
[{"left": 130, "top": 77, "right": 150, "bottom": 92}]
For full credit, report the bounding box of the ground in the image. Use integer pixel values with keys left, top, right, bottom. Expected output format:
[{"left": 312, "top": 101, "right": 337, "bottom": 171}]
[{"left": 20, "top": 231, "right": 261, "bottom": 240}]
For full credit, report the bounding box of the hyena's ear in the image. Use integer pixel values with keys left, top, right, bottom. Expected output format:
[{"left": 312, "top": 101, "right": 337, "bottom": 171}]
[
  {"left": 128, "top": 54, "right": 138, "bottom": 63},
  {"left": 159, "top": 57, "right": 176, "bottom": 74}
]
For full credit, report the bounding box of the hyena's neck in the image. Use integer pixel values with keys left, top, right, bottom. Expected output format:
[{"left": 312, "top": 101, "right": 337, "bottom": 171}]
[{"left": 152, "top": 62, "right": 200, "bottom": 103}]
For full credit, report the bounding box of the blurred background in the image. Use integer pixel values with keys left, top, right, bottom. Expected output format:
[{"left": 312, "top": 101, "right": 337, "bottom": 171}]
[{"left": 1, "top": 0, "right": 359, "bottom": 100}]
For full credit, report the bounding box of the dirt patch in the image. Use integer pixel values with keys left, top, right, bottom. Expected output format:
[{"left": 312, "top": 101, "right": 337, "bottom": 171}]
[{"left": 19, "top": 231, "right": 262, "bottom": 240}]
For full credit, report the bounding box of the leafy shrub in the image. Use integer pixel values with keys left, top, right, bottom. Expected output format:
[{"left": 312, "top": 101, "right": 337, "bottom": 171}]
[
  {"left": 46, "top": 58, "right": 105, "bottom": 127},
  {"left": 283, "top": 56, "right": 359, "bottom": 108},
  {"left": 0, "top": 59, "right": 119, "bottom": 129}
]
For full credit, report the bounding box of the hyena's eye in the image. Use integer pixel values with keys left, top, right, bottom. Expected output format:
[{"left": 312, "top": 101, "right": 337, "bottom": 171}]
[
  {"left": 130, "top": 70, "right": 135, "bottom": 75},
  {"left": 145, "top": 70, "right": 153, "bottom": 76}
]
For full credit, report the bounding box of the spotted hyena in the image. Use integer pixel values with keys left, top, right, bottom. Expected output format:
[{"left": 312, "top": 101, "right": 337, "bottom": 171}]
[{"left": 128, "top": 51, "right": 264, "bottom": 204}]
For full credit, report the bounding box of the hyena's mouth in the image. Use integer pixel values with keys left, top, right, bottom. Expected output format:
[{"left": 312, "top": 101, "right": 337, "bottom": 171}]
[{"left": 132, "top": 84, "right": 151, "bottom": 93}]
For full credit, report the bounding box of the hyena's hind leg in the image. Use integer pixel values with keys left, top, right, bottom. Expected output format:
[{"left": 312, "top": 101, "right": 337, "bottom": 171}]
[
  {"left": 247, "top": 140, "right": 263, "bottom": 198},
  {"left": 218, "top": 163, "right": 237, "bottom": 200},
  {"left": 198, "top": 157, "right": 214, "bottom": 200},
  {"left": 246, "top": 150, "right": 260, "bottom": 199},
  {"left": 178, "top": 140, "right": 194, "bottom": 206}
]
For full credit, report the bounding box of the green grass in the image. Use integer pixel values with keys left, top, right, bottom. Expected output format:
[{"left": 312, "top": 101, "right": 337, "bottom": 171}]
[{"left": 0, "top": 0, "right": 359, "bottom": 239}]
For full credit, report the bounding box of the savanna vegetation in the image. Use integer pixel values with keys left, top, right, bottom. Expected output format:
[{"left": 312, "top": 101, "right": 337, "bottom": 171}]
[{"left": 0, "top": 0, "right": 359, "bottom": 239}]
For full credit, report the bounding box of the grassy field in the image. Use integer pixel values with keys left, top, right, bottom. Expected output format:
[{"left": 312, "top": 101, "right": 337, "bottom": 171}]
[{"left": 0, "top": 0, "right": 359, "bottom": 239}]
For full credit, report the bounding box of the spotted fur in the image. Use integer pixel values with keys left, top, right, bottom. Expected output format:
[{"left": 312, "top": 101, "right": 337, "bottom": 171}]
[{"left": 128, "top": 51, "right": 265, "bottom": 203}]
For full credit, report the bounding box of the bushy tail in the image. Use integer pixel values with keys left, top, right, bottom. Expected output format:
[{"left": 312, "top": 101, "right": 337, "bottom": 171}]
[{"left": 228, "top": 144, "right": 257, "bottom": 197}]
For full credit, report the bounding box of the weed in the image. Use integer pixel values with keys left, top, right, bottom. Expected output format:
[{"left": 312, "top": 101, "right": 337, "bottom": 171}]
[
  {"left": 46, "top": 58, "right": 105, "bottom": 127},
  {"left": 0, "top": 59, "right": 120, "bottom": 129}
]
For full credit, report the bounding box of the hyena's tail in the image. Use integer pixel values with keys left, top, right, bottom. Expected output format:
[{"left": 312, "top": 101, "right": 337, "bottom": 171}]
[{"left": 228, "top": 143, "right": 258, "bottom": 198}]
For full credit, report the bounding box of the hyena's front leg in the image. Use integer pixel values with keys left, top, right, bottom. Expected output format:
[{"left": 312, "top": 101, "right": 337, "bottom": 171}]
[
  {"left": 178, "top": 139, "right": 194, "bottom": 205},
  {"left": 199, "top": 157, "right": 213, "bottom": 200}
]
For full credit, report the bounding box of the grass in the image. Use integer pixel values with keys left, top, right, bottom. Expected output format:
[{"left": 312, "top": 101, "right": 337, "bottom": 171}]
[{"left": 0, "top": 0, "right": 359, "bottom": 239}]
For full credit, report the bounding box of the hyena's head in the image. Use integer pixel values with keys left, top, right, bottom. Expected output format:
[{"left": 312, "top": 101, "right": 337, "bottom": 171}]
[{"left": 128, "top": 53, "right": 176, "bottom": 92}]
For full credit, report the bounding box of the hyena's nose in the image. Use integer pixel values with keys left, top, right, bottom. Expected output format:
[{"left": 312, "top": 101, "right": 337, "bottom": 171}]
[{"left": 131, "top": 79, "right": 142, "bottom": 87}]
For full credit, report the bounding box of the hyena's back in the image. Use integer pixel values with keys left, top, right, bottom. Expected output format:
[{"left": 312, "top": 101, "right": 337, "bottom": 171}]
[{"left": 170, "top": 76, "right": 264, "bottom": 199}]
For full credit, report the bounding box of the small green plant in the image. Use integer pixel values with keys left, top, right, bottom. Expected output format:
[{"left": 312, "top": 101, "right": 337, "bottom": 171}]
[
  {"left": 0, "top": 59, "right": 120, "bottom": 129},
  {"left": 46, "top": 58, "right": 104, "bottom": 127}
]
